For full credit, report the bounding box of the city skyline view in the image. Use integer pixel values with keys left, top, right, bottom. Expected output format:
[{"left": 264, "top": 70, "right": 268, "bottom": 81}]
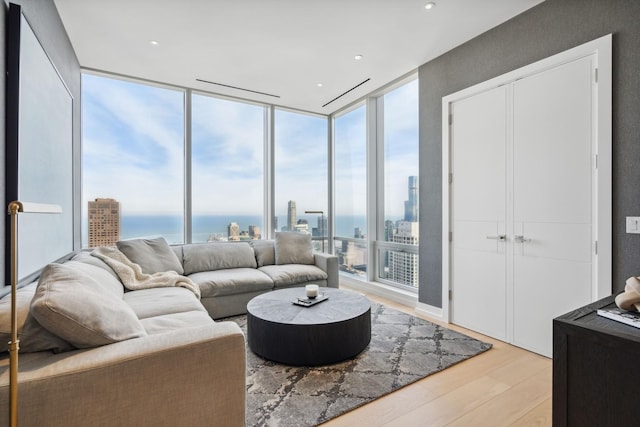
[
  {"left": 82, "top": 203, "right": 369, "bottom": 247},
  {"left": 82, "top": 74, "right": 417, "bottom": 218},
  {"left": 82, "top": 72, "right": 418, "bottom": 288}
]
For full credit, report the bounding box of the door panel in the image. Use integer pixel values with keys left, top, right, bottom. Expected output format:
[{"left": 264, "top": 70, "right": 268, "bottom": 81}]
[
  {"left": 452, "top": 249, "right": 507, "bottom": 339},
  {"left": 513, "top": 256, "right": 591, "bottom": 355},
  {"left": 454, "top": 221, "right": 505, "bottom": 252},
  {"left": 513, "top": 57, "right": 593, "bottom": 225},
  {"left": 450, "top": 86, "right": 507, "bottom": 341},
  {"left": 517, "top": 222, "right": 592, "bottom": 263},
  {"left": 449, "top": 55, "right": 595, "bottom": 357},
  {"left": 513, "top": 56, "right": 594, "bottom": 357}
]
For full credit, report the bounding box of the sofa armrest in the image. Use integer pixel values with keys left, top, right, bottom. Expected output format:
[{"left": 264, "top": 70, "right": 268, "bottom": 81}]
[
  {"left": 314, "top": 253, "right": 339, "bottom": 288},
  {"left": 0, "top": 322, "right": 246, "bottom": 427}
]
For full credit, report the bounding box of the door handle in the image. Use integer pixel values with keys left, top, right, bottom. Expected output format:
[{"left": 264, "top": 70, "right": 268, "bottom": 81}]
[
  {"left": 486, "top": 235, "right": 506, "bottom": 241},
  {"left": 514, "top": 235, "right": 531, "bottom": 243}
]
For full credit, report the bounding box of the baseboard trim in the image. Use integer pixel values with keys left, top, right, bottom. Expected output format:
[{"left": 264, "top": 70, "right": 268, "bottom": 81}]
[{"left": 415, "top": 302, "right": 445, "bottom": 322}]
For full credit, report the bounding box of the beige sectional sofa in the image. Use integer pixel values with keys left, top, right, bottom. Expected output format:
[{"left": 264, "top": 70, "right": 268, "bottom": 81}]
[
  {"left": 0, "top": 232, "right": 338, "bottom": 426},
  {"left": 114, "top": 233, "right": 339, "bottom": 319},
  {"left": 175, "top": 238, "right": 338, "bottom": 319}
]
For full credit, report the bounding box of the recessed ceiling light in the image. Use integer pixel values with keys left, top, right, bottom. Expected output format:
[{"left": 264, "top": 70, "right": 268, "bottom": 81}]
[
  {"left": 425, "top": 2, "right": 436, "bottom": 10},
  {"left": 149, "top": 40, "right": 159, "bottom": 46},
  {"left": 317, "top": 83, "right": 324, "bottom": 88},
  {"left": 354, "top": 54, "right": 364, "bottom": 60}
]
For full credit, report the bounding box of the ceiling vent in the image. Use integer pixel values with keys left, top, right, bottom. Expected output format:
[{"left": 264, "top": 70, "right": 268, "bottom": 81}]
[
  {"left": 322, "top": 78, "right": 370, "bottom": 108},
  {"left": 196, "top": 78, "right": 280, "bottom": 98}
]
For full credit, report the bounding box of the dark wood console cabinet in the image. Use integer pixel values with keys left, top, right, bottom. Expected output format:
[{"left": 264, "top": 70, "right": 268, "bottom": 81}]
[{"left": 553, "top": 294, "right": 640, "bottom": 426}]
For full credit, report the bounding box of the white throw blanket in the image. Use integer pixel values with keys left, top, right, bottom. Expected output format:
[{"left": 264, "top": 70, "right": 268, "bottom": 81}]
[{"left": 91, "top": 246, "right": 201, "bottom": 299}]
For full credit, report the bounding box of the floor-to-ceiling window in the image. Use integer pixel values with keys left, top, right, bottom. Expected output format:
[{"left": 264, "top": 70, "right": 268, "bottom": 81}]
[
  {"left": 333, "top": 104, "right": 368, "bottom": 278},
  {"left": 331, "top": 77, "right": 419, "bottom": 291},
  {"left": 82, "top": 73, "right": 185, "bottom": 247},
  {"left": 376, "top": 79, "right": 419, "bottom": 290},
  {"left": 274, "top": 109, "right": 328, "bottom": 251},
  {"left": 82, "top": 71, "right": 418, "bottom": 294},
  {"left": 191, "top": 94, "right": 265, "bottom": 242},
  {"left": 82, "top": 73, "right": 330, "bottom": 248}
]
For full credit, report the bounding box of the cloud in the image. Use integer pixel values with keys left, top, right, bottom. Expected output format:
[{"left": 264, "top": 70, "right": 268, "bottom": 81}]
[
  {"left": 273, "top": 109, "right": 328, "bottom": 214},
  {"left": 191, "top": 94, "right": 264, "bottom": 169},
  {"left": 82, "top": 75, "right": 185, "bottom": 214},
  {"left": 82, "top": 73, "right": 418, "bottom": 227},
  {"left": 334, "top": 105, "right": 368, "bottom": 215}
]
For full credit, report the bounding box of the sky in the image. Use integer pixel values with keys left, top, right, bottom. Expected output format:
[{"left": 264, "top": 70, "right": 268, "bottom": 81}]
[{"left": 82, "top": 74, "right": 418, "bottom": 222}]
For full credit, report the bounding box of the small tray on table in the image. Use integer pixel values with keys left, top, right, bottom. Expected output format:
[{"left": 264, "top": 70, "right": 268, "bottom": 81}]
[{"left": 293, "top": 294, "right": 328, "bottom": 307}]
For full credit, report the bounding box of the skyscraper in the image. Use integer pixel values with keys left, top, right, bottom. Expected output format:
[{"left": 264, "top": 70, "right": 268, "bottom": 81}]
[
  {"left": 228, "top": 222, "right": 240, "bottom": 241},
  {"left": 404, "top": 176, "right": 418, "bottom": 222},
  {"left": 248, "top": 225, "right": 261, "bottom": 240},
  {"left": 88, "top": 198, "right": 120, "bottom": 248},
  {"left": 388, "top": 176, "right": 420, "bottom": 288},
  {"left": 287, "top": 200, "right": 297, "bottom": 231}
]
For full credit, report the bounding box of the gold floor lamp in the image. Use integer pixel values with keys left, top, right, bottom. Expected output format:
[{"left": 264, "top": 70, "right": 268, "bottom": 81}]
[{"left": 7, "top": 201, "right": 61, "bottom": 427}]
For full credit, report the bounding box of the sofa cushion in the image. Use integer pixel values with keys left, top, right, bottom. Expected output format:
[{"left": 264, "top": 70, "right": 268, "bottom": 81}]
[
  {"left": 182, "top": 242, "right": 257, "bottom": 275},
  {"left": 72, "top": 251, "right": 120, "bottom": 281},
  {"left": 249, "top": 240, "right": 275, "bottom": 267},
  {"left": 189, "top": 268, "right": 274, "bottom": 298},
  {"left": 140, "top": 311, "right": 214, "bottom": 335},
  {"left": 123, "top": 287, "right": 206, "bottom": 320},
  {"left": 64, "top": 259, "right": 125, "bottom": 298},
  {"left": 275, "top": 232, "right": 314, "bottom": 265},
  {"left": 31, "top": 263, "right": 147, "bottom": 349},
  {"left": 171, "top": 245, "right": 184, "bottom": 264},
  {"left": 0, "top": 282, "right": 74, "bottom": 353},
  {"left": 258, "top": 264, "right": 328, "bottom": 288},
  {"left": 117, "top": 237, "right": 184, "bottom": 275}
]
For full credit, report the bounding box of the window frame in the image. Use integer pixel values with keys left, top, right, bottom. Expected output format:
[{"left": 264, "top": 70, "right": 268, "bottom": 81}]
[
  {"left": 373, "top": 77, "right": 419, "bottom": 291},
  {"left": 272, "top": 107, "right": 330, "bottom": 251},
  {"left": 331, "top": 73, "right": 419, "bottom": 292},
  {"left": 331, "top": 101, "right": 369, "bottom": 281}
]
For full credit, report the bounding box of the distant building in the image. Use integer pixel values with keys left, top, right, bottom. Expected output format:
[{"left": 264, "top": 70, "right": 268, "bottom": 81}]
[
  {"left": 316, "top": 216, "right": 328, "bottom": 237},
  {"left": 388, "top": 177, "right": 420, "bottom": 287},
  {"left": 228, "top": 222, "right": 240, "bottom": 241},
  {"left": 294, "top": 218, "right": 308, "bottom": 233},
  {"left": 88, "top": 198, "right": 120, "bottom": 248},
  {"left": 340, "top": 240, "right": 367, "bottom": 270},
  {"left": 404, "top": 176, "right": 418, "bottom": 222},
  {"left": 287, "top": 200, "right": 297, "bottom": 231},
  {"left": 354, "top": 227, "right": 364, "bottom": 239},
  {"left": 392, "top": 221, "right": 419, "bottom": 245},
  {"left": 248, "top": 225, "right": 261, "bottom": 240},
  {"left": 384, "top": 220, "right": 395, "bottom": 241}
]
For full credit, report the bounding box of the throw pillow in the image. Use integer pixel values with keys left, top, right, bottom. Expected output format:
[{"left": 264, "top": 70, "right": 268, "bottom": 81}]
[
  {"left": 274, "top": 232, "right": 314, "bottom": 265},
  {"left": 117, "top": 237, "right": 184, "bottom": 275},
  {"left": 249, "top": 240, "right": 275, "bottom": 267},
  {"left": 0, "top": 282, "right": 73, "bottom": 353},
  {"left": 31, "top": 263, "right": 147, "bottom": 349}
]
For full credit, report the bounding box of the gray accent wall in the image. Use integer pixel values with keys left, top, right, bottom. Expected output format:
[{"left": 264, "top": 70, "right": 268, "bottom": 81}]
[
  {"left": 0, "top": 0, "right": 80, "bottom": 284},
  {"left": 419, "top": 0, "right": 640, "bottom": 307}
]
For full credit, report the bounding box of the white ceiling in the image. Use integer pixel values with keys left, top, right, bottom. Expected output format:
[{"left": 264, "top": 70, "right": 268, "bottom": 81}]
[{"left": 53, "top": 0, "right": 544, "bottom": 115}]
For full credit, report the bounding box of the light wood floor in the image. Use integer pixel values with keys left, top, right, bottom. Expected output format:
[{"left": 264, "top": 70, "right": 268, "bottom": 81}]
[{"left": 322, "top": 288, "right": 552, "bottom": 427}]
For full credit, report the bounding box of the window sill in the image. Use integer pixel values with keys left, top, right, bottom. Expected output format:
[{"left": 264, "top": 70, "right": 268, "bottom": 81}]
[{"left": 339, "top": 274, "right": 418, "bottom": 309}]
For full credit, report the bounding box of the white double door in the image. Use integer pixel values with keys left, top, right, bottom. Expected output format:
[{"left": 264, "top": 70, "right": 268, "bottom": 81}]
[{"left": 449, "top": 55, "right": 596, "bottom": 357}]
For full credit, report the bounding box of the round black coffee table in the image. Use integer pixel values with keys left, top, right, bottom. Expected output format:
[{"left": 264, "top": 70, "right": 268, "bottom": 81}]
[{"left": 246, "top": 287, "right": 371, "bottom": 366}]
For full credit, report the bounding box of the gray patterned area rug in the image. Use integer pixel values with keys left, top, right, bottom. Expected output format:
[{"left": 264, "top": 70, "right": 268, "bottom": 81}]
[{"left": 227, "top": 303, "right": 492, "bottom": 427}]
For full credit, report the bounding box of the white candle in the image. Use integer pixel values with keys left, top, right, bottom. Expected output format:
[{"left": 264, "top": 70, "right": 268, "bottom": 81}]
[{"left": 305, "top": 284, "right": 319, "bottom": 298}]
